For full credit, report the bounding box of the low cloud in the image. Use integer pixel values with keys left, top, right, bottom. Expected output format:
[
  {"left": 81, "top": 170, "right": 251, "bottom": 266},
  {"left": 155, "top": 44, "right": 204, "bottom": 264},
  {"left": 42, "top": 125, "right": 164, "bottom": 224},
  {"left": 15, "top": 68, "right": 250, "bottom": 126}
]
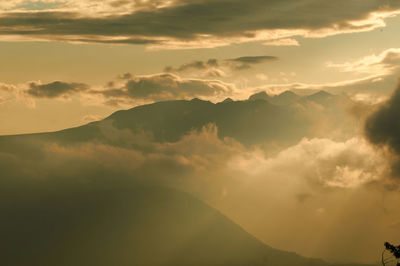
[
  {"left": 0, "top": 121, "right": 397, "bottom": 263},
  {"left": 230, "top": 137, "right": 386, "bottom": 189},
  {"left": 0, "top": 83, "right": 16, "bottom": 92},
  {"left": 27, "top": 81, "right": 90, "bottom": 98}
]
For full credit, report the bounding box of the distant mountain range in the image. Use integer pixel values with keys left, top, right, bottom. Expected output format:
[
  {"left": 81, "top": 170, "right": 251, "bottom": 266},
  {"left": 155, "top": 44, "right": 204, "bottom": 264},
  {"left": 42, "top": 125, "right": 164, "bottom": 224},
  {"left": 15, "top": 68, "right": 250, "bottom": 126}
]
[{"left": 0, "top": 90, "right": 355, "bottom": 148}]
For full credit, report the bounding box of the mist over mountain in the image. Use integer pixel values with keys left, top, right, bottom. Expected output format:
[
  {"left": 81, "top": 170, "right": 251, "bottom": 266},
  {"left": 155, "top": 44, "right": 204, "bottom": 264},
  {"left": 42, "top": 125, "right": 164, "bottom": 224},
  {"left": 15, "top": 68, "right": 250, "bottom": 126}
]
[
  {"left": 0, "top": 90, "right": 392, "bottom": 265},
  {"left": 1, "top": 178, "right": 373, "bottom": 266}
]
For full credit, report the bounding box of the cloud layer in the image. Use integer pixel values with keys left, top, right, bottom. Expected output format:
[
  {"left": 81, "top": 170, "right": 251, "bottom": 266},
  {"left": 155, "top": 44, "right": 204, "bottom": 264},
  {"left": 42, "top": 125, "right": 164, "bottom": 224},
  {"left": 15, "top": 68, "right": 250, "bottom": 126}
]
[
  {"left": 94, "top": 73, "right": 235, "bottom": 106},
  {"left": 0, "top": 73, "right": 236, "bottom": 108},
  {"left": 0, "top": 0, "right": 399, "bottom": 48},
  {"left": 0, "top": 121, "right": 398, "bottom": 263}
]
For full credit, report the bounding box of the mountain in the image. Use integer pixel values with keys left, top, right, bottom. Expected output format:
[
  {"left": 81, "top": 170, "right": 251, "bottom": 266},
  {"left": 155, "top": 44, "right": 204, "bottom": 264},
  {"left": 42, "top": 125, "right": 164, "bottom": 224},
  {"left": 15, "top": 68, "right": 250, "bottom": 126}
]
[
  {"left": 0, "top": 183, "right": 301, "bottom": 266},
  {"left": 271, "top": 90, "right": 301, "bottom": 105},
  {"left": 247, "top": 90, "right": 350, "bottom": 107},
  {"left": 221, "top": 97, "right": 234, "bottom": 103},
  {"left": 248, "top": 91, "right": 272, "bottom": 101},
  {"left": 0, "top": 182, "right": 370, "bottom": 266},
  {"left": 248, "top": 90, "right": 300, "bottom": 105},
  {"left": 300, "top": 90, "right": 351, "bottom": 107},
  {"left": 0, "top": 98, "right": 311, "bottom": 147},
  {"left": 0, "top": 90, "right": 355, "bottom": 149},
  {"left": 305, "top": 90, "right": 333, "bottom": 102}
]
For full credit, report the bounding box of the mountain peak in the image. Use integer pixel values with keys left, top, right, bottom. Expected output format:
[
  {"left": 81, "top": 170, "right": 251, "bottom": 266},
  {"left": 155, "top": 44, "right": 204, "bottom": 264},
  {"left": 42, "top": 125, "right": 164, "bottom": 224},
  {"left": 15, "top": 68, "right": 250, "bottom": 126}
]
[
  {"left": 278, "top": 90, "right": 298, "bottom": 97},
  {"left": 248, "top": 91, "right": 271, "bottom": 101},
  {"left": 309, "top": 90, "right": 333, "bottom": 98},
  {"left": 221, "top": 97, "right": 234, "bottom": 103}
]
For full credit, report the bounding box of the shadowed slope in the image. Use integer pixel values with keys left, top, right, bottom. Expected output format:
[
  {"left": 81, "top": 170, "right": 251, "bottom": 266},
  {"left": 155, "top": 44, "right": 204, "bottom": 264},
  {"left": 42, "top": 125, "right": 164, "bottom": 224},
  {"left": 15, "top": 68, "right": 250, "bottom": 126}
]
[{"left": 1, "top": 183, "right": 334, "bottom": 266}]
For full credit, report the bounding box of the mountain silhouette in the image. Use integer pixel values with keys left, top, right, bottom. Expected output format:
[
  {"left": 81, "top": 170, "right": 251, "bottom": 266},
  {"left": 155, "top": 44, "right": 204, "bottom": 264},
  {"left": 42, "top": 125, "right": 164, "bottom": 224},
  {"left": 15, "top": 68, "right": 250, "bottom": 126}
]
[
  {"left": 248, "top": 90, "right": 300, "bottom": 105},
  {"left": 0, "top": 182, "right": 370, "bottom": 266},
  {"left": 0, "top": 90, "right": 352, "bottom": 148}
]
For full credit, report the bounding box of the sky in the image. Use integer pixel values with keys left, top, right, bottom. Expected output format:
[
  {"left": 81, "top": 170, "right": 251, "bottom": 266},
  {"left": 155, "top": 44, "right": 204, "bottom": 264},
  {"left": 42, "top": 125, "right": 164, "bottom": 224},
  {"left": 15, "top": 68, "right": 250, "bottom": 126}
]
[
  {"left": 1, "top": 1, "right": 400, "bottom": 265},
  {"left": 1, "top": 0, "right": 400, "bottom": 134}
]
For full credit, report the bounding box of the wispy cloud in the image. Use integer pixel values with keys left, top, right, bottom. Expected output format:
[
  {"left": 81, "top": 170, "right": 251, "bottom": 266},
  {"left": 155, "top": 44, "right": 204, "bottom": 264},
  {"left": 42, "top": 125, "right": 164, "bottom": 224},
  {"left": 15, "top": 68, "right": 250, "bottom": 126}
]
[{"left": 326, "top": 48, "right": 400, "bottom": 75}]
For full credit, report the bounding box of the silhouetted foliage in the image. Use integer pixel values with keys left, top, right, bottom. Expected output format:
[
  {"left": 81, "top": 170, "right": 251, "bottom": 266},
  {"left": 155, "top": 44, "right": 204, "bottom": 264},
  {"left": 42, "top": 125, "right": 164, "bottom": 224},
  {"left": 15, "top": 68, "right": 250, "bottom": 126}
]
[
  {"left": 383, "top": 242, "right": 400, "bottom": 266},
  {"left": 385, "top": 242, "right": 400, "bottom": 258}
]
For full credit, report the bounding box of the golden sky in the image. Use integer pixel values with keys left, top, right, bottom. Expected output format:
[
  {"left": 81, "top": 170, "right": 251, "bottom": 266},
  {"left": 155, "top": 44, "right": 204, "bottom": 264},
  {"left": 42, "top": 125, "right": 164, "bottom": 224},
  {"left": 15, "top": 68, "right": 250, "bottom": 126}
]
[{"left": 1, "top": 0, "right": 400, "bottom": 134}]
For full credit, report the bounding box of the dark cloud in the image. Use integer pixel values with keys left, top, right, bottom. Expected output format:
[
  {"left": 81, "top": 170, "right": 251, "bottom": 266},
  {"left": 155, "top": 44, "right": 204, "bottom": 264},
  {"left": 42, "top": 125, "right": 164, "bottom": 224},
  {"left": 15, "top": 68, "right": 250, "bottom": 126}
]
[
  {"left": 165, "top": 55, "right": 277, "bottom": 74},
  {"left": 365, "top": 84, "right": 400, "bottom": 178},
  {"left": 0, "top": 0, "right": 399, "bottom": 45},
  {"left": 164, "top": 59, "right": 218, "bottom": 73},
  {"left": 73, "top": 37, "right": 161, "bottom": 45},
  {"left": 96, "top": 73, "right": 233, "bottom": 103},
  {"left": 27, "top": 81, "right": 89, "bottom": 98},
  {"left": 227, "top": 55, "right": 279, "bottom": 70},
  {"left": 228, "top": 56, "right": 278, "bottom": 64}
]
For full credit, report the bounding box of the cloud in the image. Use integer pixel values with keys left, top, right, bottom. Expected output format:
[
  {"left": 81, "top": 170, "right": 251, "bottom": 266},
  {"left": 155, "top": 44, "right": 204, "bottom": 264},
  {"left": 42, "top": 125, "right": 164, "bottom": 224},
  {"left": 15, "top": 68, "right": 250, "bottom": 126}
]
[
  {"left": 1, "top": 72, "right": 238, "bottom": 108},
  {"left": 164, "top": 59, "right": 219, "bottom": 73},
  {"left": 0, "top": 0, "right": 171, "bottom": 14},
  {"left": 27, "top": 81, "right": 90, "bottom": 98},
  {"left": 0, "top": 82, "right": 16, "bottom": 92},
  {"left": 0, "top": 121, "right": 386, "bottom": 190},
  {"left": 94, "top": 73, "right": 235, "bottom": 105},
  {"left": 164, "top": 55, "right": 278, "bottom": 78},
  {"left": 230, "top": 137, "right": 386, "bottom": 188},
  {"left": 2, "top": 107, "right": 400, "bottom": 264},
  {"left": 228, "top": 56, "right": 278, "bottom": 64},
  {"left": 226, "top": 55, "right": 279, "bottom": 70},
  {"left": 0, "top": 0, "right": 399, "bottom": 48},
  {"left": 251, "top": 48, "right": 400, "bottom": 103},
  {"left": 0, "top": 121, "right": 397, "bottom": 263},
  {"left": 326, "top": 48, "right": 400, "bottom": 75},
  {"left": 365, "top": 84, "right": 400, "bottom": 178},
  {"left": 0, "top": 81, "right": 36, "bottom": 107},
  {"left": 262, "top": 38, "right": 299, "bottom": 46}
]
